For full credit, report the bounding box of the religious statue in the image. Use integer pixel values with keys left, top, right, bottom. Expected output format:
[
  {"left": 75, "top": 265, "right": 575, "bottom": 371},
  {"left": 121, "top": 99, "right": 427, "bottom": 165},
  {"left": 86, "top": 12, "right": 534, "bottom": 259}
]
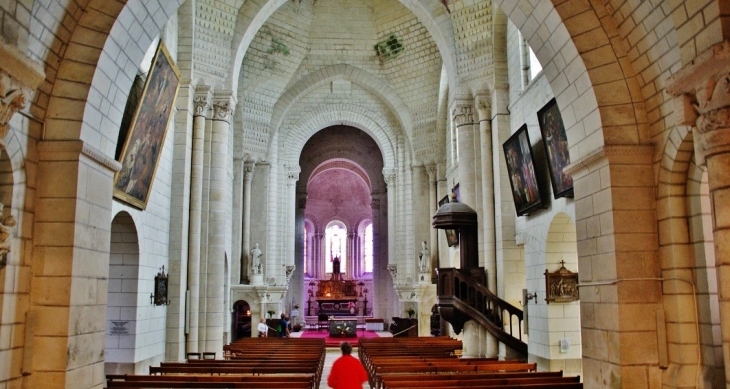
[
  {"left": 332, "top": 256, "right": 341, "bottom": 274},
  {"left": 251, "top": 243, "right": 262, "bottom": 274},
  {"left": 418, "top": 241, "right": 430, "bottom": 273}
]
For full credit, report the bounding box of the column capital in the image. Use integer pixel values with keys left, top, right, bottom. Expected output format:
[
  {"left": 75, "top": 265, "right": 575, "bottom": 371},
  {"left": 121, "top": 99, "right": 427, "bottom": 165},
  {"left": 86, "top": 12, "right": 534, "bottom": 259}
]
[
  {"left": 382, "top": 168, "right": 396, "bottom": 186},
  {"left": 425, "top": 164, "right": 437, "bottom": 182},
  {"left": 193, "top": 84, "right": 212, "bottom": 117},
  {"left": 286, "top": 165, "right": 300, "bottom": 183},
  {"left": 212, "top": 91, "right": 235, "bottom": 122},
  {"left": 451, "top": 99, "right": 475, "bottom": 127},
  {"left": 0, "top": 72, "right": 32, "bottom": 139},
  {"left": 475, "top": 93, "right": 491, "bottom": 121},
  {"left": 244, "top": 162, "right": 255, "bottom": 181},
  {"left": 667, "top": 41, "right": 730, "bottom": 162}
]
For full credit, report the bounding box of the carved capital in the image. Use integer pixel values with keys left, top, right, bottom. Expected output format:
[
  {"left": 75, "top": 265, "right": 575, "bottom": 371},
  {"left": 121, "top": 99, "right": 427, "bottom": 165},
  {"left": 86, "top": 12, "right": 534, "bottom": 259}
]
[
  {"left": 0, "top": 72, "right": 30, "bottom": 139},
  {"left": 382, "top": 168, "right": 396, "bottom": 186},
  {"left": 286, "top": 165, "right": 301, "bottom": 183},
  {"left": 425, "top": 164, "right": 437, "bottom": 181},
  {"left": 213, "top": 100, "right": 234, "bottom": 122},
  {"left": 194, "top": 84, "right": 212, "bottom": 117},
  {"left": 452, "top": 105, "right": 474, "bottom": 127},
  {"left": 475, "top": 94, "right": 491, "bottom": 121},
  {"left": 244, "top": 162, "right": 255, "bottom": 182}
]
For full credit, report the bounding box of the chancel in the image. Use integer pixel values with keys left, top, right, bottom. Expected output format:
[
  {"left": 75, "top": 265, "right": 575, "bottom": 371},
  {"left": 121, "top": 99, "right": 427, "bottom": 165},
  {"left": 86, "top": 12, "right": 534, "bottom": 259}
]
[{"left": 0, "top": 1, "right": 728, "bottom": 389}]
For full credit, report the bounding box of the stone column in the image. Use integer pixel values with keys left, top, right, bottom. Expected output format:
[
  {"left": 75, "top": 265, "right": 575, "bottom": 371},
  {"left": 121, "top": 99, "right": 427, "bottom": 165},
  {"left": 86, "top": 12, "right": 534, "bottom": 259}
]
[
  {"left": 242, "top": 162, "right": 255, "bottom": 283},
  {"left": 232, "top": 157, "right": 244, "bottom": 284},
  {"left": 668, "top": 44, "right": 730, "bottom": 385},
  {"left": 285, "top": 166, "right": 300, "bottom": 283},
  {"left": 187, "top": 85, "right": 210, "bottom": 353},
  {"left": 203, "top": 92, "right": 234, "bottom": 353},
  {"left": 452, "top": 100, "right": 477, "bottom": 207},
  {"left": 315, "top": 232, "right": 324, "bottom": 279},
  {"left": 426, "top": 165, "right": 438, "bottom": 282},
  {"left": 383, "top": 169, "right": 396, "bottom": 273}
]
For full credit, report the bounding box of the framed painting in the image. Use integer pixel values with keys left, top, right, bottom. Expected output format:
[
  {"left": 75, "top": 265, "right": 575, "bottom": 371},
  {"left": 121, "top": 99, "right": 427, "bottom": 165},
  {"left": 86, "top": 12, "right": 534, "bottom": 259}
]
[
  {"left": 503, "top": 124, "right": 544, "bottom": 216},
  {"left": 113, "top": 41, "right": 181, "bottom": 209},
  {"left": 537, "top": 98, "right": 573, "bottom": 198}
]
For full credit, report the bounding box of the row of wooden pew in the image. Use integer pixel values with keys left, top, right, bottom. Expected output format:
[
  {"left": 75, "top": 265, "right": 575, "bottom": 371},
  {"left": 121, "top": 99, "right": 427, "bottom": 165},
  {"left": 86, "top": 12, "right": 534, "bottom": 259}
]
[
  {"left": 358, "top": 337, "right": 583, "bottom": 389},
  {"left": 105, "top": 338, "right": 326, "bottom": 389}
]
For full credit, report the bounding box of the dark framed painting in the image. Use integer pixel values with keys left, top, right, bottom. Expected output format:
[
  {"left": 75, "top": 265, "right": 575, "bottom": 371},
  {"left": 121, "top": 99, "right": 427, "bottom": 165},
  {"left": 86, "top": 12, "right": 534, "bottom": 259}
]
[
  {"left": 153, "top": 266, "right": 169, "bottom": 306},
  {"left": 503, "top": 124, "right": 544, "bottom": 216},
  {"left": 538, "top": 98, "right": 573, "bottom": 198},
  {"left": 113, "top": 41, "right": 181, "bottom": 209}
]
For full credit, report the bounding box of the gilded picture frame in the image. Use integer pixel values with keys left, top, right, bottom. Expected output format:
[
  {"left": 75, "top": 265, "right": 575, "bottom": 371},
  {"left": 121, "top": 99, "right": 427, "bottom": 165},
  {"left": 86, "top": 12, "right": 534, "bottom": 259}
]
[{"left": 113, "top": 41, "right": 181, "bottom": 209}]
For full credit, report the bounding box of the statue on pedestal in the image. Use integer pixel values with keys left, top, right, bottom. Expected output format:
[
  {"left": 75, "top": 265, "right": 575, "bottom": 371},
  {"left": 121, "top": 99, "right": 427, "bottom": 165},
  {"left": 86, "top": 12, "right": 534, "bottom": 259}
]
[
  {"left": 251, "top": 243, "right": 263, "bottom": 274},
  {"left": 418, "top": 241, "right": 430, "bottom": 273}
]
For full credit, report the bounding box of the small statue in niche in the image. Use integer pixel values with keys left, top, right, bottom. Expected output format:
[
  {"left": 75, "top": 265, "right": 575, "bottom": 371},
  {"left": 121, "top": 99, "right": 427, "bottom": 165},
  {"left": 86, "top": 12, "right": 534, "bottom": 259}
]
[{"left": 418, "top": 241, "right": 430, "bottom": 273}]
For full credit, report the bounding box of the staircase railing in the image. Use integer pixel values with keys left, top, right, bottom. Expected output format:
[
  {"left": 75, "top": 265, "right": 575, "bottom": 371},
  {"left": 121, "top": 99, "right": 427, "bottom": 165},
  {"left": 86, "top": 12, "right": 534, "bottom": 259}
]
[{"left": 437, "top": 267, "right": 527, "bottom": 355}]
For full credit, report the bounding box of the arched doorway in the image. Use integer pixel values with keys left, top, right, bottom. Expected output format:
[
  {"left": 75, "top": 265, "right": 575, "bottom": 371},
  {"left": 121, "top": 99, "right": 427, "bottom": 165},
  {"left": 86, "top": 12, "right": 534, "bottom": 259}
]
[{"left": 232, "top": 300, "right": 252, "bottom": 340}]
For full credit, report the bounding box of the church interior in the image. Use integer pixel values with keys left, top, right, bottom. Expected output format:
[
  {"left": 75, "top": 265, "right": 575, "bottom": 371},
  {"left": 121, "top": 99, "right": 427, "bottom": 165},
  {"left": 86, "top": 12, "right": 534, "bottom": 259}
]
[{"left": 0, "top": 0, "right": 729, "bottom": 388}]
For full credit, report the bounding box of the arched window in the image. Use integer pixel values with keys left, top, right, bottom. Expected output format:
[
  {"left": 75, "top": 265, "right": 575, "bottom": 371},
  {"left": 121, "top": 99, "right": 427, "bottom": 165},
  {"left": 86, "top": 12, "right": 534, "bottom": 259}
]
[
  {"left": 325, "top": 223, "right": 346, "bottom": 274},
  {"left": 303, "top": 225, "right": 308, "bottom": 275},
  {"left": 363, "top": 223, "right": 373, "bottom": 273}
]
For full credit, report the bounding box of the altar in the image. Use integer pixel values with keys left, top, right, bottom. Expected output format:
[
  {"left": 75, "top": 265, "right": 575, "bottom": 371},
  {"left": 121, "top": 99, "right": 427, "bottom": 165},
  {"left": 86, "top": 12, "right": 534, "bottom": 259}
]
[{"left": 328, "top": 318, "right": 357, "bottom": 337}]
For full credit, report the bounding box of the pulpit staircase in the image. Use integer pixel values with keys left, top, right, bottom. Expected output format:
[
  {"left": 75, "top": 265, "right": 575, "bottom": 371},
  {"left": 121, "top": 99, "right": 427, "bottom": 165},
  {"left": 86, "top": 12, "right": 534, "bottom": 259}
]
[{"left": 437, "top": 267, "right": 527, "bottom": 356}]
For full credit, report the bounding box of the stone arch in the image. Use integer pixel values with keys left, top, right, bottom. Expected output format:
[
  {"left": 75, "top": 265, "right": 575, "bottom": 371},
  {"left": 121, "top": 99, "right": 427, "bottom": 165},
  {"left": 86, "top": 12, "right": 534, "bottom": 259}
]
[
  {"left": 494, "top": 0, "right": 645, "bottom": 162},
  {"left": 228, "top": 0, "right": 458, "bottom": 96},
  {"left": 541, "top": 212, "right": 581, "bottom": 375},
  {"left": 271, "top": 65, "right": 412, "bottom": 149},
  {"left": 281, "top": 104, "right": 397, "bottom": 170},
  {"left": 106, "top": 211, "right": 140, "bottom": 374},
  {"left": 42, "top": 0, "right": 183, "bottom": 155}
]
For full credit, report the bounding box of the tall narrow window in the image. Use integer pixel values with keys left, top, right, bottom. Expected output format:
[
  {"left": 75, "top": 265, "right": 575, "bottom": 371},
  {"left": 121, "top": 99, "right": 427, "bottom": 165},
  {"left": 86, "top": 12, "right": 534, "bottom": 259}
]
[
  {"left": 363, "top": 223, "right": 373, "bottom": 273},
  {"left": 325, "top": 224, "right": 346, "bottom": 274},
  {"left": 303, "top": 225, "right": 308, "bottom": 275}
]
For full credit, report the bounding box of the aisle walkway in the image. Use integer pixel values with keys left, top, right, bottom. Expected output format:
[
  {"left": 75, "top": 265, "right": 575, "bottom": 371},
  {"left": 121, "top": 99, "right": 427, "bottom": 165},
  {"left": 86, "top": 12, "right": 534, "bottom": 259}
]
[{"left": 311, "top": 331, "right": 391, "bottom": 389}]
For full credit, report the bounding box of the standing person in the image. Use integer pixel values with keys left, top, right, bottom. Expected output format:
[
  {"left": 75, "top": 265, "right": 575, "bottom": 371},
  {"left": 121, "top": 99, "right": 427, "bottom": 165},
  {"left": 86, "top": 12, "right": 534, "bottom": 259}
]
[
  {"left": 327, "top": 341, "right": 368, "bottom": 389},
  {"left": 278, "top": 313, "right": 290, "bottom": 338},
  {"left": 257, "top": 318, "right": 268, "bottom": 338}
]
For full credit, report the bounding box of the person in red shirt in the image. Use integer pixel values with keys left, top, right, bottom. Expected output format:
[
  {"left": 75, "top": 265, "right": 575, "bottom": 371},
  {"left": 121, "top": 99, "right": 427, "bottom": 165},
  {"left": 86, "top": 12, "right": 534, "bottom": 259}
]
[{"left": 327, "top": 341, "right": 368, "bottom": 389}]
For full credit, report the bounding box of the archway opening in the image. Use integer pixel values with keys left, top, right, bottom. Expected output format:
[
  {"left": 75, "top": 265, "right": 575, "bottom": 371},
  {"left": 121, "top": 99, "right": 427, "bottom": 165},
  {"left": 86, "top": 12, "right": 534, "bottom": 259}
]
[{"left": 232, "top": 300, "right": 252, "bottom": 340}]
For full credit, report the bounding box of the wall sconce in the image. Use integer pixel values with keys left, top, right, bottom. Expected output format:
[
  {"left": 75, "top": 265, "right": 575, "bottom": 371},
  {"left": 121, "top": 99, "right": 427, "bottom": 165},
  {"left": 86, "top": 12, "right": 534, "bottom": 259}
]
[
  {"left": 152, "top": 265, "right": 171, "bottom": 306},
  {"left": 524, "top": 291, "right": 538, "bottom": 304}
]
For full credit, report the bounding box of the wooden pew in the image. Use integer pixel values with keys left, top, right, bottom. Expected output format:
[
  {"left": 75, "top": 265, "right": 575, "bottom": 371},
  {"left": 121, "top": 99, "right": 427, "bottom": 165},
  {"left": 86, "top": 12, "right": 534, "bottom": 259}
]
[{"left": 382, "top": 375, "right": 581, "bottom": 388}]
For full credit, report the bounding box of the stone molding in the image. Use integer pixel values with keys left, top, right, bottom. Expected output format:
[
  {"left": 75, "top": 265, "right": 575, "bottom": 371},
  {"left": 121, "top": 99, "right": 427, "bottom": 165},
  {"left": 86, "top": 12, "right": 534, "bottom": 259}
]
[
  {"left": 563, "top": 144, "right": 653, "bottom": 180},
  {"left": 37, "top": 139, "right": 122, "bottom": 173},
  {"left": 0, "top": 39, "right": 45, "bottom": 90}
]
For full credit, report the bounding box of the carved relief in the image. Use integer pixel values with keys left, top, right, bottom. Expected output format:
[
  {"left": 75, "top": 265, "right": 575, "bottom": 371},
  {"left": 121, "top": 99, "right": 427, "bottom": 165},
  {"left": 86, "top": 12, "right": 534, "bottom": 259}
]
[
  {"left": 193, "top": 95, "right": 210, "bottom": 116},
  {"left": 544, "top": 261, "right": 579, "bottom": 304},
  {"left": 0, "top": 203, "right": 16, "bottom": 269},
  {"left": 213, "top": 100, "right": 234, "bottom": 121},
  {"left": 452, "top": 104, "right": 474, "bottom": 127},
  {"left": 694, "top": 75, "right": 730, "bottom": 134},
  {"left": 0, "top": 72, "right": 29, "bottom": 139},
  {"left": 382, "top": 168, "right": 396, "bottom": 186}
]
